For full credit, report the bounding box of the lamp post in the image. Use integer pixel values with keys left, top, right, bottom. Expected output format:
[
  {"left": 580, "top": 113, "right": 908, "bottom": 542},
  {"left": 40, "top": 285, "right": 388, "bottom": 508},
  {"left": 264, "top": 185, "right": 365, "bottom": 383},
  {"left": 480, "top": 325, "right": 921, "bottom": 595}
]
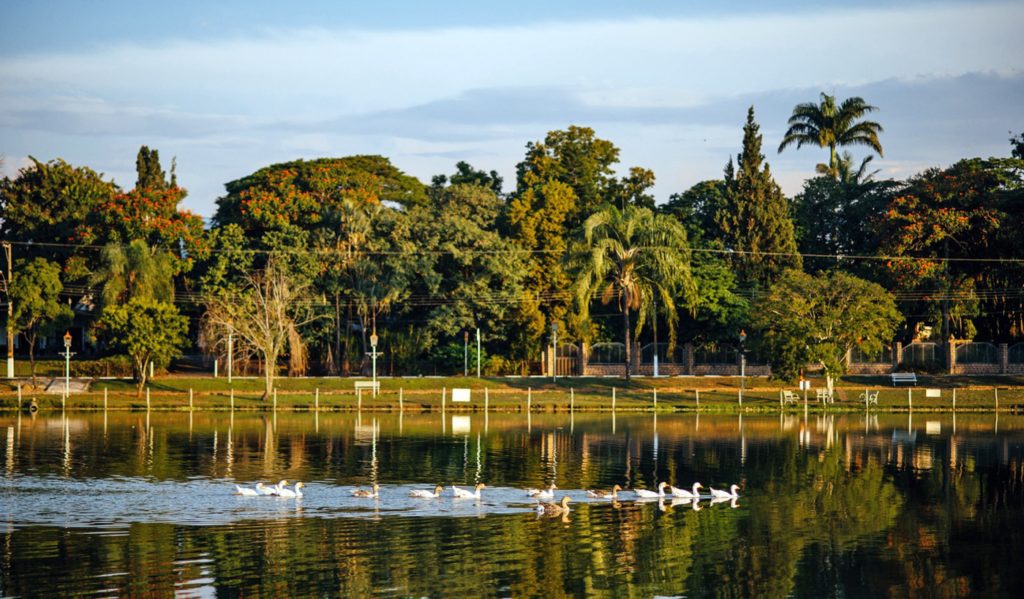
[
  {"left": 61, "top": 331, "right": 75, "bottom": 401},
  {"left": 3, "top": 242, "right": 12, "bottom": 379},
  {"left": 551, "top": 323, "right": 558, "bottom": 382},
  {"left": 475, "top": 327, "right": 481, "bottom": 378},
  {"left": 464, "top": 330, "right": 469, "bottom": 377},
  {"left": 738, "top": 329, "right": 747, "bottom": 404},
  {"left": 369, "top": 332, "right": 379, "bottom": 397},
  {"left": 226, "top": 324, "right": 234, "bottom": 384},
  {"left": 652, "top": 297, "right": 659, "bottom": 377}
]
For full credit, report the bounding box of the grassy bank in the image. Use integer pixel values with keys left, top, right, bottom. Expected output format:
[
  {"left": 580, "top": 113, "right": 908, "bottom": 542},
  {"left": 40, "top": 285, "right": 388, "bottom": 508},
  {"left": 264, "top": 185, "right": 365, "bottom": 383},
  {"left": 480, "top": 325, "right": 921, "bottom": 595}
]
[{"left": 4, "top": 374, "right": 1024, "bottom": 413}]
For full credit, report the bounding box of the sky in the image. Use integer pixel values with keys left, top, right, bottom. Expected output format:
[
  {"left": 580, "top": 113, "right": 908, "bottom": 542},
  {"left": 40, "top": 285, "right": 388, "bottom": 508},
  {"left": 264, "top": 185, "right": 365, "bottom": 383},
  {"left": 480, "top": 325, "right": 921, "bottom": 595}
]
[{"left": 1, "top": 0, "right": 1022, "bottom": 218}]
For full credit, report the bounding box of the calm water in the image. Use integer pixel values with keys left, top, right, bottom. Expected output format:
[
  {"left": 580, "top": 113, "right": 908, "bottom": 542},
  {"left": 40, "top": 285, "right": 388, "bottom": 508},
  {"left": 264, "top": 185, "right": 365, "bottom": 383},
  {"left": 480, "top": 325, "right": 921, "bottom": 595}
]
[{"left": 1, "top": 410, "right": 1023, "bottom": 597}]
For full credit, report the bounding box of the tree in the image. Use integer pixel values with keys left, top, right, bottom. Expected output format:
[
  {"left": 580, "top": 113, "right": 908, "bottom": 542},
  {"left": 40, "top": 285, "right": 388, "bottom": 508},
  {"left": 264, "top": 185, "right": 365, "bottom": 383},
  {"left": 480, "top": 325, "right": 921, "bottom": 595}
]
[
  {"left": 135, "top": 146, "right": 169, "bottom": 190},
  {"left": 413, "top": 183, "right": 531, "bottom": 357},
  {"left": 203, "top": 259, "right": 320, "bottom": 398},
  {"left": 9, "top": 258, "right": 73, "bottom": 387},
  {"left": 514, "top": 125, "right": 620, "bottom": 228},
  {"left": 876, "top": 157, "right": 1024, "bottom": 340},
  {"left": 752, "top": 269, "right": 902, "bottom": 384},
  {"left": 95, "top": 146, "right": 202, "bottom": 255},
  {"left": 98, "top": 298, "right": 188, "bottom": 396},
  {"left": 213, "top": 156, "right": 428, "bottom": 235},
  {"left": 1011, "top": 130, "right": 1024, "bottom": 159},
  {"left": 717, "top": 107, "right": 801, "bottom": 287},
  {"left": 431, "top": 161, "right": 504, "bottom": 197},
  {"left": 778, "top": 93, "right": 884, "bottom": 176},
  {"left": 571, "top": 205, "right": 697, "bottom": 380},
  {"left": 792, "top": 174, "right": 900, "bottom": 274},
  {"left": 662, "top": 180, "right": 728, "bottom": 243},
  {"left": 90, "top": 240, "right": 177, "bottom": 315},
  {"left": 0, "top": 158, "right": 118, "bottom": 279}
]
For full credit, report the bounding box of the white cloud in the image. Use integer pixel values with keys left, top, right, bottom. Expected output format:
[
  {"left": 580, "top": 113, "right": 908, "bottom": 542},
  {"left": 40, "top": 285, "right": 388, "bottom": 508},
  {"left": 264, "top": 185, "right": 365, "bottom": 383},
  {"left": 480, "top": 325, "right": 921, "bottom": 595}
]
[{"left": 1, "top": 2, "right": 1022, "bottom": 214}]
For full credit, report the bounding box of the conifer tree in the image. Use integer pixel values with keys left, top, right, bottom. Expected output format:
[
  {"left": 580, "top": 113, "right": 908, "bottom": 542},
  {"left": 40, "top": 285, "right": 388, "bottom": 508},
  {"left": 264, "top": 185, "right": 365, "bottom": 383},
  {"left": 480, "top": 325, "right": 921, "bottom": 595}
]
[
  {"left": 135, "top": 146, "right": 168, "bottom": 190},
  {"left": 716, "top": 107, "right": 801, "bottom": 287}
]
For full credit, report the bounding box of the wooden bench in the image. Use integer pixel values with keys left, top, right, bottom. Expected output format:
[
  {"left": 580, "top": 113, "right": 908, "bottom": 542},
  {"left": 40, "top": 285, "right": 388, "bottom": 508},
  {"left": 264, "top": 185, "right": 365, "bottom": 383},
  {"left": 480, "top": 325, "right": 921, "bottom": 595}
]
[
  {"left": 859, "top": 390, "right": 879, "bottom": 406},
  {"left": 781, "top": 390, "right": 799, "bottom": 405},
  {"left": 890, "top": 372, "right": 917, "bottom": 387},
  {"left": 816, "top": 388, "right": 834, "bottom": 404}
]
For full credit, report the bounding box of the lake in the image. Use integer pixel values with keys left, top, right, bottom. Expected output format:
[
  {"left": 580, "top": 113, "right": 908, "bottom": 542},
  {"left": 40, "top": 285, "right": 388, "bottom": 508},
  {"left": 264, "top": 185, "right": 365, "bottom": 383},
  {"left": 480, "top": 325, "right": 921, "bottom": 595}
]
[{"left": 1, "top": 410, "right": 1023, "bottom": 597}]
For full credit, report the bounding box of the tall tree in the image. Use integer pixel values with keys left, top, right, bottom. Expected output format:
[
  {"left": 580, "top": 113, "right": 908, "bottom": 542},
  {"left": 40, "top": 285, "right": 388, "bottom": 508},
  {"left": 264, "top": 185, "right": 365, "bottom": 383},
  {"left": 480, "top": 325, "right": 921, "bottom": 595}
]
[
  {"left": 98, "top": 298, "right": 188, "bottom": 396},
  {"left": 0, "top": 158, "right": 117, "bottom": 279},
  {"left": 778, "top": 93, "right": 884, "bottom": 176},
  {"left": 213, "top": 156, "right": 427, "bottom": 235},
  {"left": 876, "top": 157, "right": 1024, "bottom": 340},
  {"left": 413, "top": 183, "right": 531, "bottom": 360},
  {"left": 717, "top": 107, "right": 801, "bottom": 287},
  {"left": 90, "top": 239, "right": 177, "bottom": 315},
  {"left": 431, "top": 161, "right": 504, "bottom": 197},
  {"left": 1011, "top": 130, "right": 1024, "bottom": 159},
  {"left": 135, "top": 146, "right": 168, "bottom": 191},
  {"left": 9, "top": 258, "right": 73, "bottom": 387},
  {"left": 513, "top": 125, "right": 620, "bottom": 229},
  {"left": 203, "top": 259, "right": 320, "bottom": 398},
  {"left": 752, "top": 269, "right": 902, "bottom": 385},
  {"left": 792, "top": 174, "right": 900, "bottom": 274},
  {"left": 571, "top": 205, "right": 696, "bottom": 380}
]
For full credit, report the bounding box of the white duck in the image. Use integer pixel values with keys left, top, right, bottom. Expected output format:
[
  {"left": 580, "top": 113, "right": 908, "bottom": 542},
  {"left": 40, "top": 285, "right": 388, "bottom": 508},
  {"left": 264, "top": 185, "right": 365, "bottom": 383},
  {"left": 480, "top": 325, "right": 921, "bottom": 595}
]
[
  {"left": 410, "top": 484, "right": 444, "bottom": 499},
  {"left": 634, "top": 482, "right": 669, "bottom": 499},
  {"left": 351, "top": 483, "right": 380, "bottom": 498},
  {"left": 526, "top": 484, "right": 557, "bottom": 499},
  {"left": 265, "top": 480, "right": 289, "bottom": 496},
  {"left": 452, "top": 483, "right": 486, "bottom": 499},
  {"left": 276, "top": 482, "right": 305, "bottom": 498},
  {"left": 709, "top": 484, "right": 740, "bottom": 499},
  {"left": 234, "top": 484, "right": 259, "bottom": 496},
  {"left": 671, "top": 482, "right": 703, "bottom": 499}
]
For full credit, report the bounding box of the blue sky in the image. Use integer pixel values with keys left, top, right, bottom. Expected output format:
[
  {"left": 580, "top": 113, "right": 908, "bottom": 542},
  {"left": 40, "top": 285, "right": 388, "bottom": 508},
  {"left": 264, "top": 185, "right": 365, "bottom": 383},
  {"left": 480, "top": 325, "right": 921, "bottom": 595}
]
[{"left": 2, "top": 1, "right": 1022, "bottom": 217}]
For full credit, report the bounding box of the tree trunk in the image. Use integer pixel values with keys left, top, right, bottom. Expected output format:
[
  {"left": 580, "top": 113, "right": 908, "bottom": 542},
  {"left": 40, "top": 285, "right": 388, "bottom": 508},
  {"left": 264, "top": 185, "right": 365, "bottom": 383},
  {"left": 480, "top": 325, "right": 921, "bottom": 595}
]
[
  {"left": 135, "top": 356, "right": 147, "bottom": 398},
  {"left": 333, "top": 292, "right": 341, "bottom": 375},
  {"left": 28, "top": 331, "right": 37, "bottom": 389},
  {"left": 623, "top": 305, "right": 632, "bottom": 381},
  {"left": 263, "top": 349, "right": 276, "bottom": 400},
  {"left": 342, "top": 301, "right": 352, "bottom": 376}
]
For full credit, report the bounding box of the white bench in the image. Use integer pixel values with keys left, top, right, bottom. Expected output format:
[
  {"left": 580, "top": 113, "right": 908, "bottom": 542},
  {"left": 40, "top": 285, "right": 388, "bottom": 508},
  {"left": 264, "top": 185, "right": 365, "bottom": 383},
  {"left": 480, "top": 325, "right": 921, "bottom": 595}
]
[
  {"left": 891, "top": 372, "right": 917, "bottom": 387},
  {"left": 781, "top": 390, "right": 799, "bottom": 405},
  {"left": 816, "top": 388, "right": 834, "bottom": 404},
  {"left": 859, "top": 390, "right": 879, "bottom": 406},
  {"left": 354, "top": 380, "right": 380, "bottom": 395}
]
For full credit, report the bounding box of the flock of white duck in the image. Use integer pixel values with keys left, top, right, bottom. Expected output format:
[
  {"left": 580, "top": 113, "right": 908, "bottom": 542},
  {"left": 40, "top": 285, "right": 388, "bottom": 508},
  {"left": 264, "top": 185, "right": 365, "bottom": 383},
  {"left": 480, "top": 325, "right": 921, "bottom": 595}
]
[{"left": 233, "top": 479, "right": 740, "bottom": 516}]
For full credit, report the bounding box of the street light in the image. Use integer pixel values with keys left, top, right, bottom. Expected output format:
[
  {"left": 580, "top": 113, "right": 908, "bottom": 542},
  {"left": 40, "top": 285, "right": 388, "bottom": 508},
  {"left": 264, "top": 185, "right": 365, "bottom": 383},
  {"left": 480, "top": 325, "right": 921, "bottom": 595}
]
[
  {"left": 61, "top": 331, "right": 75, "bottom": 403},
  {"left": 738, "top": 329, "right": 747, "bottom": 404},
  {"left": 369, "top": 332, "right": 379, "bottom": 397},
  {"left": 464, "top": 330, "right": 469, "bottom": 377}
]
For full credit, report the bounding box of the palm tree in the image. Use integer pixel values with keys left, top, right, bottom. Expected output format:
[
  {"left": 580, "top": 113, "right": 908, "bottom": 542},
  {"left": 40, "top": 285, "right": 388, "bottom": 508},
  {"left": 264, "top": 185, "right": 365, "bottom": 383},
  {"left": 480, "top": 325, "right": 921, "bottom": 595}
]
[
  {"left": 814, "top": 151, "right": 880, "bottom": 184},
  {"left": 778, "top": 93, "right": 884, "bottom": 176},
  {"left": 572, "top": 205, "right": 696, "bottom": 380},
  {"left": 91, "top": 239, "right": 176, "bottom": 312}
]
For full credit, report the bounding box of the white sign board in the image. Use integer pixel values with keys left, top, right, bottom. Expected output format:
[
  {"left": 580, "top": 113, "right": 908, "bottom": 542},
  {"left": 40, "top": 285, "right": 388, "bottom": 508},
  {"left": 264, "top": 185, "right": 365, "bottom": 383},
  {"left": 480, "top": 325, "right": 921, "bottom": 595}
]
[
  {"left": 925, "top": 388, "right": 941, "bottom": 398},
  {"left": 451, "top": 415, "right": 471, "bottom": 434},
  {"left": 452, "top": 388, "right": 471, "bottom": 403},
  {"left": 799, "top": 380, "right": 811, "bottom": 390}
]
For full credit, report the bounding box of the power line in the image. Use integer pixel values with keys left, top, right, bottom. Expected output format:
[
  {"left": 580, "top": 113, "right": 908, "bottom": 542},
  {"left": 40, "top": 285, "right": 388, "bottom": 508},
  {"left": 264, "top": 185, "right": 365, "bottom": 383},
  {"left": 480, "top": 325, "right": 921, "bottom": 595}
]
[{"left": 5, "top": 238, "right": 1024, "bottom": 264}]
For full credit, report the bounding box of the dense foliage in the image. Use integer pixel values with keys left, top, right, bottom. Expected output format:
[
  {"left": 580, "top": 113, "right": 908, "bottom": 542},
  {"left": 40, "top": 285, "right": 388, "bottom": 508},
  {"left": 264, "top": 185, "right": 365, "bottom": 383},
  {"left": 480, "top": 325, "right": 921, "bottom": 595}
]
[{"left": 2, "top": 105, "right": 1022, "bottom": 382}]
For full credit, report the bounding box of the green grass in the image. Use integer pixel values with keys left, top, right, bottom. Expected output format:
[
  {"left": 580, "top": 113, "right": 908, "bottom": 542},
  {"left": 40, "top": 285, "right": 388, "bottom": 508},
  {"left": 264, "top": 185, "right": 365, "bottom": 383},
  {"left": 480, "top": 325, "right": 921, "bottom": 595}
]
[{"left": 4, "top": 373, "right": 1024, "bottom": 413}]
